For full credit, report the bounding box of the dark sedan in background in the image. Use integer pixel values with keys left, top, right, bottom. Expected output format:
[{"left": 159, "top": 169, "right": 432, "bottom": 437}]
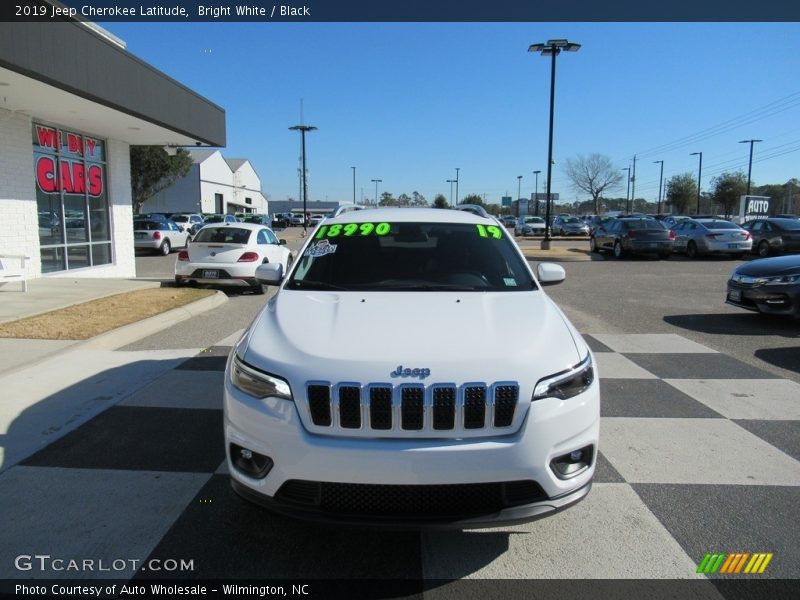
[
  {"left": 727, "top": 255, "right": 800, "bottom": 317},
  {"left": 591, "top": 217, "right": 674, "bottom": 259},
  {"left": 741, "top": 218, "right": 800, "bottom": 257}
]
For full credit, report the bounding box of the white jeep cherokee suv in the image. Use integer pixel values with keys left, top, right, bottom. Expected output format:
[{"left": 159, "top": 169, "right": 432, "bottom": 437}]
[{"left": 224, "top": 208, "right": 599, "bottom": 528}]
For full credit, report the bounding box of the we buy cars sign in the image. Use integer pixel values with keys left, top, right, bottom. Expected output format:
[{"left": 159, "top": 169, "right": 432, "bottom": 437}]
[{"left": 34, "top": 125, "right": 104, "bottom": 197}]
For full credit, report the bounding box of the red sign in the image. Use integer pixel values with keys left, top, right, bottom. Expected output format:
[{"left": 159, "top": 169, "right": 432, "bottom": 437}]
[
  {"left": 36, "top": 155, "right": 103, "bottom": 197},
  {"left": 35, "top": 125, "right": 99, "bottom": 159}
]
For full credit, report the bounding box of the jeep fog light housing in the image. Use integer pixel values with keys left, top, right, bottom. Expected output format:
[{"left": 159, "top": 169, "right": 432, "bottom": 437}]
[
  {"left": 230, "top": 354, "right": 292, "bottom": 400},
  {"left": 230, "top": 443, "right": 273, "bottom": 478},
  {"left": 532, "top": 353, "right": 594, "bottom": 401},
  {"left": 551, "top": 444, "right": 594, "bottom": 480}
]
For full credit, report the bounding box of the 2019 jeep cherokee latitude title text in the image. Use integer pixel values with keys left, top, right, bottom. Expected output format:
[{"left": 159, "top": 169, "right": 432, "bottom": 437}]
[{"left": 224, "top": 208, "right": 600, "bottom": 528}]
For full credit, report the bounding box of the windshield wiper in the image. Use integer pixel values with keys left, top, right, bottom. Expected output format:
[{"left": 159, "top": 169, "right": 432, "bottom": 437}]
[
  {"left": 286, "top": 280, "right": 350, "bottom": 291},
  {"left": 376, "top": 282, "right": 481, "bottom": 291}
]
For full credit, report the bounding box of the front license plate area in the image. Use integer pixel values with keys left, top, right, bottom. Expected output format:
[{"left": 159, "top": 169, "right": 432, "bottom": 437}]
[{"left": 202, "top": 270, "right": 219, "bottom": 279}]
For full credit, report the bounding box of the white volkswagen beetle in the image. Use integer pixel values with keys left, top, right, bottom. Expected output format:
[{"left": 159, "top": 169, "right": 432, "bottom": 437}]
[
  {"left": 224, "top": 208, "right": 599, "bottom": 527},
  {"left": 175, "top": 223, "right": 292, "bottom": 295}
]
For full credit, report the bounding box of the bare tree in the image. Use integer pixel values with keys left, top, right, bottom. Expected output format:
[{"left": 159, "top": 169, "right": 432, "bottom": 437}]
[{"left": 563, "top": 154, "right": 623, "bottom": 214}]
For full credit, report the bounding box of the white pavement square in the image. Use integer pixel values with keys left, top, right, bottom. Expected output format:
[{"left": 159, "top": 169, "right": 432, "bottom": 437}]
[
  {"left": 591, "top": 334, "right": 718, "bottom": 354},
  {"left": 600, "top": 418, "right": 800, "bottom": 485},
  {"left": 594, "top": 353, "right": 658, "bottom": 379},
  {"left": 664, "top": 378, "right": 800, "bottom": 420},
  {"left": 421, "top": 483, "right": 713, "bottom": 581}
]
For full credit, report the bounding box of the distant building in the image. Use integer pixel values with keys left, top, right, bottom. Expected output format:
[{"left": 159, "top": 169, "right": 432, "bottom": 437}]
[{"left": 142, "top": 150, "right": 267, "bottom": 216}]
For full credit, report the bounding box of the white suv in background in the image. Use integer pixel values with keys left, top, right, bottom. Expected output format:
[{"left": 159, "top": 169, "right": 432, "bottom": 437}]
[{"left": 224, "top": 208, "right": 599, "bottom": 528}]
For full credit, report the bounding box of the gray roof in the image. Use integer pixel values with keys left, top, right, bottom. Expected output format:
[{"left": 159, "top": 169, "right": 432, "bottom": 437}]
[
  {"left": 188, "top": 149, "right": 219, "bottom": 164},
  {"left": 225, "top": 158, "right": 249, "bottom": 172}
]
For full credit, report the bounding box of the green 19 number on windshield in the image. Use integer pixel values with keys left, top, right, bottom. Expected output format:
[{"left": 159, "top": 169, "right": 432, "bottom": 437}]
[
  {"left": 476, "top": 224, "right": 503, "bottom": 239},
  {"left": 316, "top": 222, "right": 391, "bottom": 239}
]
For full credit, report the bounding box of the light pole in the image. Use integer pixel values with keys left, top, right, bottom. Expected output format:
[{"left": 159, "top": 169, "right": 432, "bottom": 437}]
[
  {"left": 351, "top": 166, "right": 356, "bottom": 205},
  {"left": 528, "top": 38, "right": 581, "bottom": 249},
  {"left": 455, "top": 168, "right": 460, "bottom": 205},
  {"left": 517, "top": 175, "right": 523, "bottom": 213},
  {"left": 690, "top": 152, "right": 703, "bottom": 215},
  {"left": 653, "top": 160, "right": 664, "bottom": 215},
  {"left": 622, "top": 167, "right": 631, "bottom": 213},
  {"left": 446, "top": 179, "right": 456, "bottom": 207},
  {"left": 371, "top": 179, "right": 382, "bottom": 206},
  {"left": 739, "top": 139, "right": 762, "bottom": 196},
  {"left": 630, "top": 155, "right": 637, "bottom": 213},
  {"left": 532, "top": 170, "right": 541, "bottom": 215},
  {"left": 289, "top": 124, "right": 317, "bottom": 236}
]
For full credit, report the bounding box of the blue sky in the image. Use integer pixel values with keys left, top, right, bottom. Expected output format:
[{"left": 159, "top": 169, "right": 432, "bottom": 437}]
[{"left": 103, "top": 22, "right": 800, "bottom": 206}]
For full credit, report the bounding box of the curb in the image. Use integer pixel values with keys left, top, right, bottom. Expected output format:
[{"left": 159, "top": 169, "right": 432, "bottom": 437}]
[{"left": 78, "top": 289, "right": 228, "bottom": 350}]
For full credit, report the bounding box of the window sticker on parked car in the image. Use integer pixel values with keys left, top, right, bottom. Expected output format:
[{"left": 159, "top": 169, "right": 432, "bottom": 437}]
[
  {"left": 476, "top": 224, "right": 503, "bottom": 239},
  {"left": 304, "top": 239, "right": 338, "bottom": 257},
  {"left": 315, "top": 222, "right": 391, "bottom": 238},
  {"left": 503, "top": 278, "right": 518, "bottom": 287}
]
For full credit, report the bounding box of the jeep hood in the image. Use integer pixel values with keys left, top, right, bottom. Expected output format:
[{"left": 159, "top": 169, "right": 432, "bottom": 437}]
[{"left": 242, "top": 290, "right": 585, "bottom": 384}]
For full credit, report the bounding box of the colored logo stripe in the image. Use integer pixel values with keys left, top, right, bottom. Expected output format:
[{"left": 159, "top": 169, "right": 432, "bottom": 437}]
[{"left": 697, "top": 553, "right": 773, "bottom": 574}]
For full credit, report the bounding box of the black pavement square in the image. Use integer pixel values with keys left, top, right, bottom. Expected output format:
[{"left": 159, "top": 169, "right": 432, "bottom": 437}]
[
  {"left": 22, "top": 406, "right": 225, "bottom": 473},
  {"left": 583, "top": 335, "right": 613, "bottom": 353},
  {"left": 632, "top": 483, "right": 800, "bottom": 579},
  {"left": 593, "top": 451, "right": 625, "bottom": 483},
  {"left": 623, "top": 353, "right": 778, "bottom": 380},
  {"left": 733, "top": 420, "right": 800, "bottom": 463},
  {"left": 140, "top": 474, "right": 424, "bottom": 579},
  {"left": 600, "top": 379, "right": 724, "bottom": 418},
  {"left": 176, "top": 346, "right": 232, "bottom": 371}
]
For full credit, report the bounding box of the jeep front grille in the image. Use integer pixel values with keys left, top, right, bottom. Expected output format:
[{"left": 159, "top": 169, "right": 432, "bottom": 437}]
[{"left": 304, "top": 381, "right": 519, "bottom": 437}]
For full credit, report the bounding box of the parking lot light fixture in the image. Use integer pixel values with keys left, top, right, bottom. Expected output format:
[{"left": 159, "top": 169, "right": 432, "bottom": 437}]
[
  {"left": 739, "top": 139, "right": 762, "bottom": 196},
  {"left": 289, "top": 124, "right": 317, "bottom": 235},
  {"left": 622, "top": 167, "right": 631, "bottom": 213},
  {"left": 690, "top": 152, "right": 703, "bottom": 215},
  {"left": 371, "top": 179, "right": 382, "bottom": 205},
  {"left": 528, "top": 38, "right": 581, "bottom": 249},
  {"left": 653, "top": 160, "right": 664, "bottom": 215}
]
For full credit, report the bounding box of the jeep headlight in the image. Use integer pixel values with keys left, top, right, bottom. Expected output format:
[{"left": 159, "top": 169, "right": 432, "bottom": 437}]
[
  {"left": 532, "top": 353, "right": 594, "bottom": 401},
  {"left": 230, "top": 354, "right": 292, "bottom": 401}
]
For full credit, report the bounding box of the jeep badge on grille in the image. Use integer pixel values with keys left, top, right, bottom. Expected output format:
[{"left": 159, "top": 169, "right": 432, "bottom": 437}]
[{"left": 390, "top": 365, "right": 431, "bottom": 379}]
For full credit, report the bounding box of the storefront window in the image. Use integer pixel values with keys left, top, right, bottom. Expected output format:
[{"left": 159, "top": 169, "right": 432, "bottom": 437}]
[{"left": 33, "top": 123, "right": 111, "bottom": 272}]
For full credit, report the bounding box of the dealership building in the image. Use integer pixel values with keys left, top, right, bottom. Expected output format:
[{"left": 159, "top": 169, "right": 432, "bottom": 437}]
[{"left": 0, "top": 18, "right": 225, "bottom": 279}]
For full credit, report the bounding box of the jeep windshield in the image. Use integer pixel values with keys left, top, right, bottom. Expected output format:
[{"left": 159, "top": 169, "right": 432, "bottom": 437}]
[{"left": 286, "top": 221, "right": 537, "bottom": 291}]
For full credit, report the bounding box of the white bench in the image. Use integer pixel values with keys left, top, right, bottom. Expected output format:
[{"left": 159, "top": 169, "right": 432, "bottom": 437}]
[{"left": 0, "top": 254, "right": 30, "bottom": 292}]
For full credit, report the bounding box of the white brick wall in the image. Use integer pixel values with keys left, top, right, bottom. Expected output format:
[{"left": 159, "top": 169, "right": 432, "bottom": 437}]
[
  {"left": 0, "top": 109, "right": 136, "bottom": 279},
  {"left": 0, "top": 109, "right": 40, "bottom": 277}
]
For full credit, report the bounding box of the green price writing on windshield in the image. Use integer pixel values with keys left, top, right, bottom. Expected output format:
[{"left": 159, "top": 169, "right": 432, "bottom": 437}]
[
  {"left": 476, "top": 224, "right": 503, "bottom": 239},
  {"left": 316, "top": 222, "right": 391, "bottom": 239}
]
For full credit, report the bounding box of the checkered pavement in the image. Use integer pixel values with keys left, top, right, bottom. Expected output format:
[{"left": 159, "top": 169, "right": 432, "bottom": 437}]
[{"left": 0, "top": 333, "right": 798, "bottom": 585}]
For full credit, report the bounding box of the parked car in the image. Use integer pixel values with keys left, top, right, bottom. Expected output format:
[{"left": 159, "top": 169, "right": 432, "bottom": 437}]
[
  {"left": 514, "top": 216, "right": 546, "bottom": 237},
  {"left": 169, "top": 213, "right": 205, "bottom": 235},
  {"left": 741, "top": 218, "right": 800, "bottom": 257},
  {"left": 225, "top": 207, "right": 599, "bottom": 527},
  {"left": 552, "top": 216, "right": 590, "bottom": 236},
  {"left": 133, "top": 219, "right": 189, "bottom": 255},
  {"left": 671, "top": 218, "right": 752, "bottom": 259},
  {"left": 726, "top": 254, "right": 800, "bottom": 317},
  {"left": 175, "top": 223, "right": 293, "bottom": 294},
  {"left": 203, "top": 213, "right": 238, "bottom": 225},
  {"left": 500, "top": 215, "right": 517, "bottom": 227},
  {"left": 585, "top": 215, "right": 613, "bottom": 235},
  {"left": 591, "top": 217, "right": 674, "bottom": 259},
  {"left": 326, "top": 204, "right": 366, "bottom": 220},
  {"left": 288, "top": 213, "right": 306, "bottom": 226},
  {"left": 454, "top": 204, "right": 504, "bottom": 225},
  {"left": 309, "top": 214, "right": 325, "bottom": 226},
  {"left": 661, "top": 215, "right": 692, "bottom": 229}
]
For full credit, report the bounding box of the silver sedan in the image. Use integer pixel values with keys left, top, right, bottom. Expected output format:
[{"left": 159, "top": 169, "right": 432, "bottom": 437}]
[{"left": 671, "top": 218, "right": 752, "bottom": 259}]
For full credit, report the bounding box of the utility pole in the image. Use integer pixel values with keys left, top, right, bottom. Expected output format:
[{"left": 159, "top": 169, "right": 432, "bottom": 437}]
[{"left": 630, "top": 154, "right": 637, "bottom": 213}]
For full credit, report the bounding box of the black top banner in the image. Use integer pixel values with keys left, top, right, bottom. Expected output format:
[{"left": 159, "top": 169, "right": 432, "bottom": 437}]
[{"left": 3, "top": 0, "right": 800, "bottom": 22}]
